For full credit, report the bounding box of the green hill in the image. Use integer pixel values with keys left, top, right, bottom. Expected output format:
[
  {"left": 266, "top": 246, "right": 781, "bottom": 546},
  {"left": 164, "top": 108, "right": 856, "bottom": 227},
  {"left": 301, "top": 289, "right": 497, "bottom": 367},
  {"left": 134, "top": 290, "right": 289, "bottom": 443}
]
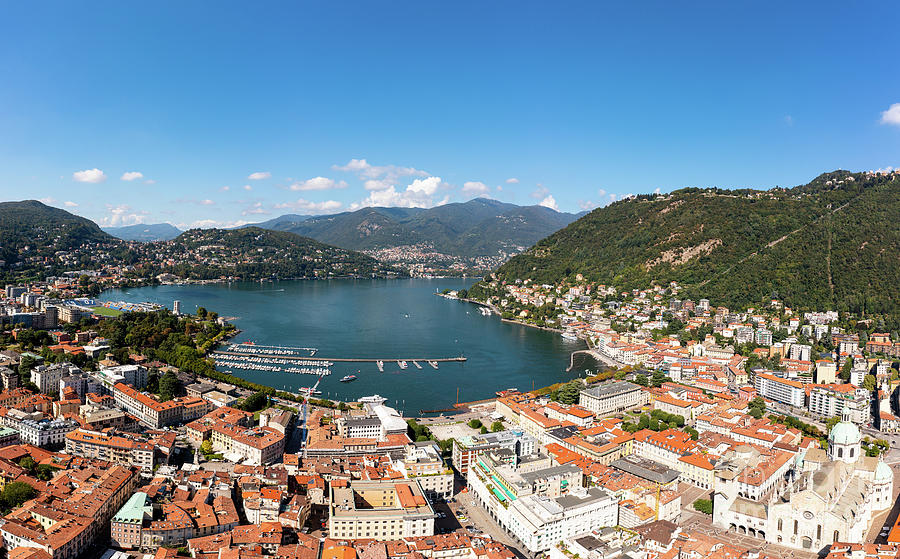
[
  {"left": 158, "top": 227, "right": 386, "bottom": 279},
  {"left": 0, "top": 200, "right": 116, "bottom": 271},
  {"left": 103, "top": 222, "right": 182, "bottom": 241},
  {"left": 481, "top": 171, "right": 900, "bottom": 318},
  {"left": 250, "top": 198, "right": 580, "bottom": 259}
]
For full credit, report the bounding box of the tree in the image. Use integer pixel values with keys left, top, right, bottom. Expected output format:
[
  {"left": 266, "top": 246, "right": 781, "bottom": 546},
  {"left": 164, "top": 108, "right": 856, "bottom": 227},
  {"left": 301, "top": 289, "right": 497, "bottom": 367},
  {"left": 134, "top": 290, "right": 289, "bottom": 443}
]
[
  {"left": 200, "top": 440, "right": 213, "bottom": 455},
  {"left": 196, "top": 307, "right": 207, "bottom": 318},
  {"left": 158, "top": 371, "right": 180, "bottom": 402},
  {"left": 634, "top": 374, "right": 648, "bottom": 387},
  {"left": 748, "top": 408, "right": 763, "bottom": 419},
  {"left": 556, "top": 381, "right": 581, "bottom": 405},
  {"left": 863, "top": 374, "right": 877, "bottom": 392},
  {"left": 34, "top": 464, "right": 58, "bottom": 481},
  {"left": 491, "top": 421, "right": 504, "bottom": 432},
  {"left": 468, "top": 419, "right": 483, "bottom": 429},
  {"left": 241, "top": 391, "right": 268, "bottom": 412},
  {"left": 1, "top": 481, "right": 36, "bottom": 510},
  {"left": 479, "top": 426, "right": 488, "bottom": 434},
  {"left": 18, "top": 456, "right": 36, "bottom": 472},
  {"left": 692, "top": 498, "right": 713, "bottom": 515},
  {"left": 839, "top": 359, "right": 852, "bottom": 382},
  {"left": 18, "top": 354, "right": 35, "bottom": 375},
  {"left": 147, "top": 371, "right": 160, "bottom": 394}
]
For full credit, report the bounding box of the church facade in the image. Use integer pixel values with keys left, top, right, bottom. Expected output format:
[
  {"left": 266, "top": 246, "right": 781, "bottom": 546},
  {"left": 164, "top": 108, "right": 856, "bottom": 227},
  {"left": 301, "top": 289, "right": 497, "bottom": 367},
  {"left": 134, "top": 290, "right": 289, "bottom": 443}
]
[{"left": 713, "top": 413, "right": 893, "bottom": 553}]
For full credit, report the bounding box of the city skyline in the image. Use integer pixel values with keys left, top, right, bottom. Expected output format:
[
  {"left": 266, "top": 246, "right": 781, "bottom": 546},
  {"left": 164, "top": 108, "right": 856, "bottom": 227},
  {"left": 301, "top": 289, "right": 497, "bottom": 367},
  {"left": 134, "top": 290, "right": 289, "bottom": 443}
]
[{"left": 2, "top": 1, "right": 899, "bottom": 228}]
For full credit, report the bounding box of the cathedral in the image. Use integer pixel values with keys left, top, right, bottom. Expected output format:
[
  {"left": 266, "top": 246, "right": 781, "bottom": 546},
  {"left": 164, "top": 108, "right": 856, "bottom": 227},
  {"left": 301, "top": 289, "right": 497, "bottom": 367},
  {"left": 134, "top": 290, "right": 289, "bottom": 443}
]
[{"left": 714, "top": 412, "right": 893, "bottom": 552}]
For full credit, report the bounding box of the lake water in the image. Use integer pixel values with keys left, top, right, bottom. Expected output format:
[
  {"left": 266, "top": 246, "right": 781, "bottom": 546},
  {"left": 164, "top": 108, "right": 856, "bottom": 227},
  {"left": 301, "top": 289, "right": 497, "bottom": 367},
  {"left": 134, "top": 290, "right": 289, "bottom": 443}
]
[{"left": 100, "top": 279, "right": 586, "bottom": 415}]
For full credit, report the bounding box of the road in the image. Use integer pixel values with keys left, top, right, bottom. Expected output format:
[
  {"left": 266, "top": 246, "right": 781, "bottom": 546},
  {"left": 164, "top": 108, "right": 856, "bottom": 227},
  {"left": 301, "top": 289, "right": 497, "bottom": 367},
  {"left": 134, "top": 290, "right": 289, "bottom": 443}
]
[{"left": 451, "top": 477, "right": 530, "bottom": 558}]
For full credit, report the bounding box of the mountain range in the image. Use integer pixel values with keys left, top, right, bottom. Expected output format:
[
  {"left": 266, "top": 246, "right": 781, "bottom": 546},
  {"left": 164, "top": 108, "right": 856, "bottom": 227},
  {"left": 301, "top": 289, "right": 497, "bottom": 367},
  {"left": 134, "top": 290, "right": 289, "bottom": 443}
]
[
  {"left": 247, "top": 198, "right": 583, "bottom": 260},
  {"left": 482, "top": 170, "right": 900, "bottom": 320},
  {"left": 102, "top": 223, "right": 182, "bottom": 242}
]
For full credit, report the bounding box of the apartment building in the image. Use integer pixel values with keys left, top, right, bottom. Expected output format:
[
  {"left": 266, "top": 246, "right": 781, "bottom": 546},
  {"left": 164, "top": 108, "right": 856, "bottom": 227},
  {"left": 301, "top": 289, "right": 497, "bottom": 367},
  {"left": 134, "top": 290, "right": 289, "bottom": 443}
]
[
  {"left": 451, "top": 430, "right": 537, "bottom": 474},
  {"left": 753, "top": 372, "right": 804, "bottom": 407},
  {"left": 111, "top": 382, "right": 182, "bottom": 428},
  {"left": 507, "top": 487, "right": 618, "bottom": 553},
  {"left": 808, "top": 384, "right": 871, "bottom": 425},
  {"left": 328, "top": 479, "right": 435, "bottom": 541},
  {"left": 65, "top": 428, "right": 155, "bottom": 472},
  {"left": 209, "top": 423, "right": 285, "bottom": 465}
]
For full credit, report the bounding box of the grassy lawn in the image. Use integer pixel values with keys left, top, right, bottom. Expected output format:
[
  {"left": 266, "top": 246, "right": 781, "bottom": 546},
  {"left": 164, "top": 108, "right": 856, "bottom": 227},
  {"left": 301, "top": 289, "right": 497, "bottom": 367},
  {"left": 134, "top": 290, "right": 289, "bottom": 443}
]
[{"left": 90, "top": 306, "right": 123, "bottom": 317}]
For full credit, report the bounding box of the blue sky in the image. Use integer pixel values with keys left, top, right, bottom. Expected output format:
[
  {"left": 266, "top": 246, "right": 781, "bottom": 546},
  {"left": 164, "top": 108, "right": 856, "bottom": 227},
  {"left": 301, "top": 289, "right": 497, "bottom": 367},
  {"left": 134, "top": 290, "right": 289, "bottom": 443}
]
[{"left": 1, "top": 1, "right": 899, "bottom": 228}]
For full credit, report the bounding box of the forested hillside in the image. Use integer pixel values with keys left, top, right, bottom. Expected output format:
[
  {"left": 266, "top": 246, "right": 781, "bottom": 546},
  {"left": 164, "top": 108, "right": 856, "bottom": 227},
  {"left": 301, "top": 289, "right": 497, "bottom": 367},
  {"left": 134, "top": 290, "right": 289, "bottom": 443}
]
[
  {"left": 250, "top": 198, "right": 580, "bottom": 259},
  {"left": 483, "top": 171, "right": 900, "bottom": 318}
]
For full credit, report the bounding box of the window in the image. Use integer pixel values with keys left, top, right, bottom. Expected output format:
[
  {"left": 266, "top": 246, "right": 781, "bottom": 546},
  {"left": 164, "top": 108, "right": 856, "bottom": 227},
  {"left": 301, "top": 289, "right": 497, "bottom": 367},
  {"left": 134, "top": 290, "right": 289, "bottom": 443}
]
[
  {"left": 794, "top": 520, "right": 798, "bottom": 535},
  {"left": 838, "top": 448, "right": 843, "bottom": 458}
]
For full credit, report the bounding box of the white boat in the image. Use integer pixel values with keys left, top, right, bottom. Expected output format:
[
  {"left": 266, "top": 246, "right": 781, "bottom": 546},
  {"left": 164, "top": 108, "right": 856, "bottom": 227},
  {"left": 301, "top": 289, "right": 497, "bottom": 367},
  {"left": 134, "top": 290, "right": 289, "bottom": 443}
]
[
  {"left": 398, "top": 360, "right": 408, "bottom": 369},
  {"left": 376, "top": 360, "right": 384, "bottom": 372},
  {"left": 561, "top": 331, "right": 578, "bottom": 341},
  {"left": 428, "top": 361, "right": 439, "bottom": 369},
  {"left": 413, "top": 361, "right": 423, "bottom": 369}
]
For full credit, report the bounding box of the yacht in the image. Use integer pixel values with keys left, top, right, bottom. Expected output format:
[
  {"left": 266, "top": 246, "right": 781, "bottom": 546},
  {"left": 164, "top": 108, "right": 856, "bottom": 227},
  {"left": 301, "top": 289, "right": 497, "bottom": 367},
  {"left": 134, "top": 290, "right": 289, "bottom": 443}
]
[{"left": 340, "top": 375, "right": 358, "bottom": 383}]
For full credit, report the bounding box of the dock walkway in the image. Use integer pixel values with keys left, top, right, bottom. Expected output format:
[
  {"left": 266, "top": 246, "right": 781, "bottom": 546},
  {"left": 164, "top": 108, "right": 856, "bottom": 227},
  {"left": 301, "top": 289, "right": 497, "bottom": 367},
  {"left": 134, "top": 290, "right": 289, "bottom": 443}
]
[{"left": 213, "top": 351, "right": 466, "bottom": 364}]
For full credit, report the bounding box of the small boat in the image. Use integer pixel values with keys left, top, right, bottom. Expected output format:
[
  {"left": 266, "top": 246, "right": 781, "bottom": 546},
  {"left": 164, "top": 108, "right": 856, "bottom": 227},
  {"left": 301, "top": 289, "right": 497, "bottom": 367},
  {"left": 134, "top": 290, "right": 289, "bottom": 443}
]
[
  {"left": 376, "top": 360, "right": 384, "bottom": 372},
  {"left": 561, "top": 331, "right": 578, "bottom": 341},
  {"left": 428, "top": 361, "right": 439, "bottom": 369},
  {"left": 340, "top": 375, "right": 358, "bottom": 383},
  {"left": 398, "top": 360, "right": 408, "bottom": 369},
  {"left": 413, "top": 361, "right": 423, "bottom": 369}
]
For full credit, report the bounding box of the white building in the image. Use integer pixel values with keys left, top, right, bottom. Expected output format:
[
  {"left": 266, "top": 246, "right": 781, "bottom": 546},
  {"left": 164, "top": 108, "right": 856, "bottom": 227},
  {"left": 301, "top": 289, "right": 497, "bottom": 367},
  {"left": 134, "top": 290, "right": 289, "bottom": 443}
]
[
  {"left": 578, "top": 381, "right": 647, "bottom": 415},
  {"left": 31, "top": 363, "right": 81, "bottom": 394},
  {"left": 754, "top": 372, "right": 804, "bottom": 407},
  {"left": 507, "top": 488, "right": 618, "bottom": 553}
]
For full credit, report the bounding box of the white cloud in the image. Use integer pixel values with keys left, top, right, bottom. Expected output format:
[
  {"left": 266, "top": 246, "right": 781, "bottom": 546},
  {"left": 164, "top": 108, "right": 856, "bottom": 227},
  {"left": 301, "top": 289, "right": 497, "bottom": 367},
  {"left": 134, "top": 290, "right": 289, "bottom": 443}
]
[
  {"left": 101, "top": 204, "right": 148, "bottom": 226},
  {"left": 332, "top": 158, "right": 428, "bottom": 181},
  {"left": 144, "top": 179, "right": 156, "bottom": 185},
  {"left": 177, "top": 219, "right": 251, "bottom": 229},
  {"left": 248, "top": 171, "right": 271, "bottom": 180},
  {"left": 64, "top": 201, "right": 78, "bottom": 207},
  {"left": 538, "top": 195, "right": 559, "bottom": 211},
  {"left": 289, "top": 177, "right": 348, "bottom": 191},
  {"left": 505, "top": 177, "right": 519, "bottom": 184},
  {"left": 200, "top": 199, "right": 215, "bottom": 206},
  {"left": 243, "top": 185, "right": 252, "bottom": 191},
  {"left": 462, "top": 181, "right": 490, "bottom": 194},
  {"left": 364, "top": 179, "right": 393, "bottom": 191},
  {"left": 121, "top": 171, "right": 143, "bottom": 181},
  {"left": 73, "top": 168, "right": 106, "bottom": 183},
  {"left": 220, "top": 186, "right": 231, "bottom": 191},
  {"left": 653, "top": 187, "right": 662, "bottom": 195},
  {"left": 274, "top": 198, "right": 343, "bottom": 214},
  {"left": 39, "top": 197, "right": 57, "bottom": 204},
  {"left": 880, "top": 103, "right": 900, "bottom": 126},
  {"left": 531, "top": 185, "right": 549, "bottom": 200},
  {"left": 407, "top": 176, "right": 442, "bottom": 196},
  {"left": 242, "top": 202, "right": 271, "bottom": 216},
  {"left": 350, "top": 176, "right": 449, "bottom": 210}
]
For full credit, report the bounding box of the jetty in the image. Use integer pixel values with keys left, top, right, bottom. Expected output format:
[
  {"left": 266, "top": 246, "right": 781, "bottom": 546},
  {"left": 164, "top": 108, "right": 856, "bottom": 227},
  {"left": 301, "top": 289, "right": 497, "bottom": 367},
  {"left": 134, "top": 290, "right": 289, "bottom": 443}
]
[{"left": 213, "top": 350, "right": 465, "bottom": 364}]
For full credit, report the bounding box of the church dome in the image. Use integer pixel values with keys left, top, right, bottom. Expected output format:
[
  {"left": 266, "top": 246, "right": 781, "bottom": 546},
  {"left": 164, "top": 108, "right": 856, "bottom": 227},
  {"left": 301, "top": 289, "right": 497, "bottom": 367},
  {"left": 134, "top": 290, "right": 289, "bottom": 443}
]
[
  {"left": 875, "top": 460, "right": 892, "bottom": 482},
  {"left": 828, "top": 420, "right": 861, "bottom": 446}
]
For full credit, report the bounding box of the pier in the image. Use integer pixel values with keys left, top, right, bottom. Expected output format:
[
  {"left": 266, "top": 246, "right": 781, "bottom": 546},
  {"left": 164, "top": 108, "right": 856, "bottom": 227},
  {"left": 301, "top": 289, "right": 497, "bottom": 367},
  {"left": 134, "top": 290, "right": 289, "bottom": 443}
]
[{"left": 213, "top": 350, "right": 466, "bottom": 364}]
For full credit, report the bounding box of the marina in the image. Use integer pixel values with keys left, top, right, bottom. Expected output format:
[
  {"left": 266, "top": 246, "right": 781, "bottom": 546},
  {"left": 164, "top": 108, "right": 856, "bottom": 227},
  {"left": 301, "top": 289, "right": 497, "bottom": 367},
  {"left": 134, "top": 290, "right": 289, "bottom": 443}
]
[{"left": 100, "top": 279, "right": 582, "bottom": 413}]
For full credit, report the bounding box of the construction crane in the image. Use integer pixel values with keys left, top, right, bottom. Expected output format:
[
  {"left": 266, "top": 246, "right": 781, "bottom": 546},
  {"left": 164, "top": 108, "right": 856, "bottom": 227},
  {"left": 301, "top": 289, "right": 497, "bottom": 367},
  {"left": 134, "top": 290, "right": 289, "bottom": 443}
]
[{"left": 300, "top": 371, "right": 328, "bottom": 458}]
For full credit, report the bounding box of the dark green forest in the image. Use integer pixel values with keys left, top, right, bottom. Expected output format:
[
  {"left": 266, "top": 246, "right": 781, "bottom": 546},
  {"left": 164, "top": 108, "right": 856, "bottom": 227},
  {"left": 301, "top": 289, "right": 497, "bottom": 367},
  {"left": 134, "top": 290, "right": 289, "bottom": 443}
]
[{"left": 478, "top": 171, "right": 900, "bottom": 322}]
